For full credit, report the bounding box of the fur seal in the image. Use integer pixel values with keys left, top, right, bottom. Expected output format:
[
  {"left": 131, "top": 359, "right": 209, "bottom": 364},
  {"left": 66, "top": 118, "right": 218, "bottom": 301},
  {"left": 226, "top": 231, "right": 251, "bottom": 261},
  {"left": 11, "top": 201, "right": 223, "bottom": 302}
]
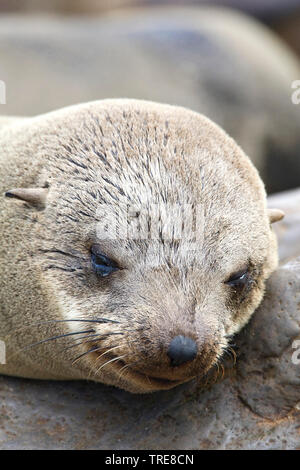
[{"left": 0, "top": 99, "right": 284, "bottom": 393}]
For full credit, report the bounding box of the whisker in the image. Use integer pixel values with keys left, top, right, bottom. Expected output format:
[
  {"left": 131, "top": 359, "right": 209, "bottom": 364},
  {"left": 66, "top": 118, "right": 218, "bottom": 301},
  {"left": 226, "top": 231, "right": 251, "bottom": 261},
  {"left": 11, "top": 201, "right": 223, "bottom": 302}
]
[
  {"left": 229, "top": 347, "right": 237, "bottom": 365},
  {"left": 41, "top": 318, "right": 120, "bottom": 324},
  {"left": 72, "top": 345, "right": 104, "bottom": 364},
  {"left": 60, "top": 333, "right": 102, "bottom": 352},
  {"left": 118, "top": 364, "right": 130, "bottom": 377},
  {"left": 223, "top": 348, "right": 233, "bottom": 363},
  {"left": 64, "top": 331, "right": 125, "bottom": 351},
  {"left": 87, "top": 345, "right": 124, "bottom": 379},
  {"left": 70, "top": 335, "right": 128, "bottom": 364},
  {"left": 145, "top": 374, "right": 152, "bottom": 386},
  {"left": 118, "top": 359, "right": 142, "bottom": 380},
  {"left": 94, "top": 345, "right": 124, "bottom": 362},
  {"left": 20, "top": 329, "right": 95, "bottom": 353},
  {"left": 118, "top": 358, "right": 143, "bottom": 374},
  {"left": 95, "top": 355, "right": 127, "bottom": 374},
  {"left": 3, "top": 317, "right": 120, "bottom": 341}
]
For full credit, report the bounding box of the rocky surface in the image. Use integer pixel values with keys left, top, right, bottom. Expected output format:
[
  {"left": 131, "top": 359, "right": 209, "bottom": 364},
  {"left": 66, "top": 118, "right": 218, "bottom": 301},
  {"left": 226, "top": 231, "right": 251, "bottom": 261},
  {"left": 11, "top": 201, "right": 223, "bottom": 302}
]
[{"left": 0, "top": 190, "right": 299, "bottom": 450}]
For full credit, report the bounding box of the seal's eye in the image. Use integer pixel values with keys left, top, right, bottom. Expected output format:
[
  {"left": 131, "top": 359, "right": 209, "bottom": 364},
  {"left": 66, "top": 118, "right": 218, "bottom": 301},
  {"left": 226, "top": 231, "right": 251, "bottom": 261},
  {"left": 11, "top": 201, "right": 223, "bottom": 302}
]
[
  {"left": 90, "top": 246, "right": 119, "bottom": 277},
  {"left": 225, "top": 268, "right": 249, "bottom": 289}
]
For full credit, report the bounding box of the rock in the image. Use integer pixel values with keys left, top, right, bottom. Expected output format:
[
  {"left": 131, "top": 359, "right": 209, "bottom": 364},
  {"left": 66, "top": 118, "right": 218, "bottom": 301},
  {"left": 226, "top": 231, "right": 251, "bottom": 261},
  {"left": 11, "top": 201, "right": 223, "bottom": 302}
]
[
  {"left": 236, "top": 258, "right": 300, "bottom": 421},
  {"left": 272, "top": 10, "right": 300, "bottom": 59},
  {"left": 0, "top": 193, "right": 299, "bottom": 449},
  {"left": 2, "top": 0, "right": 300, "bottom": 20}
]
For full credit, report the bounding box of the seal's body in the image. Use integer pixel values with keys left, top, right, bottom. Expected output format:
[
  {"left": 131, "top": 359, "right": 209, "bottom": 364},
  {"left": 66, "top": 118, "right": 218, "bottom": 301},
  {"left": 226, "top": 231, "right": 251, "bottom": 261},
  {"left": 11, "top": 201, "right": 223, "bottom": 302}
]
[{"left": 0, "top": 100, "right": 282, "bottom": 393}]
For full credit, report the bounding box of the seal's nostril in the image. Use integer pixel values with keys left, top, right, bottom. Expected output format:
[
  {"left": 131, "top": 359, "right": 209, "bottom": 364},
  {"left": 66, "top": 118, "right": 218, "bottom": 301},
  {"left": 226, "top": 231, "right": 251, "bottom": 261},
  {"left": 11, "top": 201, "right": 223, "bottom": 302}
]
[{"left": 167, "top": 335, "right": 197, "bottom": 367}]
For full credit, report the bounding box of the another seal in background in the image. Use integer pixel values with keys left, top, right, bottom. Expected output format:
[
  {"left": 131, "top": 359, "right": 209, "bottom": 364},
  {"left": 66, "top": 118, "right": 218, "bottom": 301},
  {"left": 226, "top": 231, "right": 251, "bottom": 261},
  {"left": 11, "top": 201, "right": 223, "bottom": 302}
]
[
  {"left": 1, "top": 7, "right": 300, "bottom": 194},
  {"left": 0, "top": 99, "right": 284, "bottom": 393}
]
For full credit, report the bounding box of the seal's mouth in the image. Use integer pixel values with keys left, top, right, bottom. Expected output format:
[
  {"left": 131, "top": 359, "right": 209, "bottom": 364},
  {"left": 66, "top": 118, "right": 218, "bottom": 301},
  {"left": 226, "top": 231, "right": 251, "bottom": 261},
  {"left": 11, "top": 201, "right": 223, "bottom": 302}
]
[
  {"left": 87, "top": 343, "right": 219, "bottom": 392},
  {"left": 93, "top": 351, "right": 195, "bottom": 391},
  {"left": 119, "top": 364, "right": 194, "bottom": 390}
]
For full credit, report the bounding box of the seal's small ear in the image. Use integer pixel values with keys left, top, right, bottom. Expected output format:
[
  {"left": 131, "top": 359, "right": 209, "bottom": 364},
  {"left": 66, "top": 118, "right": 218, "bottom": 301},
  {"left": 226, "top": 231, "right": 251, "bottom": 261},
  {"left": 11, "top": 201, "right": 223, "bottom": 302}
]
[
  {"left": 4, "top": 187, "right": 48, "bottom": 208},
  {"left": 268, "top": 208, "right": 285, "bottom": 224}
]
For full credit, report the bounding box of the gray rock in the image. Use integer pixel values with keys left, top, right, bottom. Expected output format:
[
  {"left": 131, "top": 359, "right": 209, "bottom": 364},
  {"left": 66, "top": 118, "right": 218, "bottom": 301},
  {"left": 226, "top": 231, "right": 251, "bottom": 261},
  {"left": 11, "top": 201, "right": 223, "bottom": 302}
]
[
  {"left": 2, "top": 0, "right": 300, "bottom": 20},
  {"left": 0, "top": 193, "right": 299, "bottom": 449},
  {"left": 236, "top": 258, "right": 300, "bottom": 421}
]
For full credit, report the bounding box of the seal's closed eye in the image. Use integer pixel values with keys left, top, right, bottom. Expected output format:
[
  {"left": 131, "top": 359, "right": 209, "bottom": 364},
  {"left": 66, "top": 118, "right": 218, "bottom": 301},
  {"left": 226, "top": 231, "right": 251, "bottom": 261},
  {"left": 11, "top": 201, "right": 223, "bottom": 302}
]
[{"left": 90, "top": 245, "right": 120, "bottom": 278}]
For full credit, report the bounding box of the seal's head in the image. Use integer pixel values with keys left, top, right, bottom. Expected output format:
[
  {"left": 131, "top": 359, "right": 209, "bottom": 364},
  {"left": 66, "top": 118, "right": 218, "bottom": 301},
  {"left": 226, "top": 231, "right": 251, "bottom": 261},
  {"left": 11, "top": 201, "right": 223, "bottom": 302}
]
[{"left": 3, "top": 100, "right": 283, "bottom": 392}]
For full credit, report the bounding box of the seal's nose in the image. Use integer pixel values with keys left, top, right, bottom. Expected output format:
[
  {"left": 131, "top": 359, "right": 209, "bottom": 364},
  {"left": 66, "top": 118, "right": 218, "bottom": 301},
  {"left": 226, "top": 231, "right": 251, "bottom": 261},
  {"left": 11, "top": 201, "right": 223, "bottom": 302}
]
[{"left": 167, "top": 335, "right": 197, "bottom": 367}]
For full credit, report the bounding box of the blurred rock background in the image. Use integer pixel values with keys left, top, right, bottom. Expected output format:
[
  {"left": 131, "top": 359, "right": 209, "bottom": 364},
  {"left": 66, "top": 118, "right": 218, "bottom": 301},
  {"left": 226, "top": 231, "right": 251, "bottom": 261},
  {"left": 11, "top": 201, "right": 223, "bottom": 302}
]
[
  {"left": 0, "top": 0, "right": 298, "bottom": 19},
  {"left": 0, "top": 1, "right": 300, "bottom": 194},
  {"left": 1, "top": 0, "right": 300, "bottom": 57}
]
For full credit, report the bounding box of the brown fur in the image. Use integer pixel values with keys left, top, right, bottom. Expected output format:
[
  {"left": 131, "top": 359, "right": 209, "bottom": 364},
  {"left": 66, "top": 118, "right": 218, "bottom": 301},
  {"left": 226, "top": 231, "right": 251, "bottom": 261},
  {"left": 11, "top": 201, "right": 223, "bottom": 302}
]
[{"left": 0, "top": 99, "right": 280, "bottom": 392}]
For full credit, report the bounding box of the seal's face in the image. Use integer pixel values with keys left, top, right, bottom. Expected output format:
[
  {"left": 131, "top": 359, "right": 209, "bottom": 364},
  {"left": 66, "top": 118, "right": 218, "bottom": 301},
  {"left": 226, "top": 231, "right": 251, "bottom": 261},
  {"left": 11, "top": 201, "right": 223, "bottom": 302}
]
[{"left": 5, "top": 100, "right": 281, "bottom": 392}]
